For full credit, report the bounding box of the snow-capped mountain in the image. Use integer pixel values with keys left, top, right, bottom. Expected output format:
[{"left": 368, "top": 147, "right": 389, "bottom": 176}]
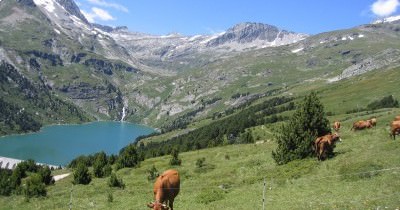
[
  {"left": 27, "top": 0, "right": 308, "bottom": 71},
  {"left": 373, "top": 15, "right": 400, "bottom": 24},
  {"left": 106, "top": 22, "right": 308, "bottom": 68}
]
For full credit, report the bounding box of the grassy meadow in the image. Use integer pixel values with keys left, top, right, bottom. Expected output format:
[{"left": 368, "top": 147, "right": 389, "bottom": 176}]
[{"left": 1, "top": 108, "right": 399, "bottom": 209}]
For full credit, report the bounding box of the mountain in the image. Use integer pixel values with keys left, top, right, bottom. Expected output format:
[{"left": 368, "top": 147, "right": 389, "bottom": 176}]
[
  {"left": 1, "top": 0, "right": 400, "bottom": 136},
  {"left": 106, "top": 22, "right": 308, "bottom": 71},
  {"left": 206, "top": 22, "right": 306, "bottom": 47}
]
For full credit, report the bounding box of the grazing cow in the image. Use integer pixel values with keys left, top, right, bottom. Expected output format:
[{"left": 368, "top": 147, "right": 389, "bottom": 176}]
[
  {"left": 368, "top": 118, "right": 377, "bottom": 127},
  {"left": 333, "top": 121, "right": 341, "bottom": 131},
  {"left": 147, "top": 169, "right": 180, "bottom": 210},
  {"left": 314, "top": 133, "right": 341, "bottom": 161},
  {"left": 351, "top": 120, "right": 372, "bottom": 131},
  {"left": 394, "top": 116, "right": 400, "bottom": 121},
  {"left": 390, "top": 120, "right": 400, "bottom": 140}
]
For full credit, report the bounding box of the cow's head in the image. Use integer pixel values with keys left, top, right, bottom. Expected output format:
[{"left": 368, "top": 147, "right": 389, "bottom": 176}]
[
  {"left": 332, "top": 133, "right": 342, "bottom": 143},
  {"left": 147, "top": 201, "right": 168, "bottom": 210}
]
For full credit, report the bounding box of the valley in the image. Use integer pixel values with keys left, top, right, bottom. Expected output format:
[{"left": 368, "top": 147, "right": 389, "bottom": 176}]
[{"left": 1, "top": 0, "right": 400, "bottom": 209}]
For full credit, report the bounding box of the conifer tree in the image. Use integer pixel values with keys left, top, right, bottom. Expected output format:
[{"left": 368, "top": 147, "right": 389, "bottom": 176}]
[{"left": 272, "top": 92, "right": 330, "bottom": 164}]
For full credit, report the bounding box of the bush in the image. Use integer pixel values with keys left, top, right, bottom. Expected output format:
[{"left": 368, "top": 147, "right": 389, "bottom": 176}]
[
  {"left": 23, "top": 174, "right": 47, "bottom": 198},
  {"left": 272, "top": 92, "right": 331, "bottom": 165},
  {"left": 169, "top": 149, "right": 182, "bottom": 166},
  {"left": 38, "top": 166, "right": 54, "bottom": 185},
  {"left": 108, "top": 173, "right": 125, "bottom": 189},
  {"left": 367, "top": 95, "right": 399, "bottom": 110},
  {"left": 68, "top": 155, "right": 91, "bottom": 169},
  {"left": 103, "top": 164, "right": 112, "bottom": 177},
  {"left": 72, "top": 163, "right": 91, "bottom": 185},
  {"left": 239, "top": 131, "right": 254, "bottom": 144},
  {"left": 0, "top": 169, "right": 13, "bottom": 196},
  {"left": 10, "top": 165, "right": 25, "bottom": 189},
  {"left": 18, "top": 159, "right": 39, "bottom": 173},
  {"left": 196, "top": 158, "right": 206, "bottom": 168},
  {"left": 147, "top": 165, "right": 159, "bottom": 181},
  {"left": 115, "top": 144, "right": 140, "bottom": 170},
  {"left": 93, "top": 152, "right": 110, "bottom": 178}
]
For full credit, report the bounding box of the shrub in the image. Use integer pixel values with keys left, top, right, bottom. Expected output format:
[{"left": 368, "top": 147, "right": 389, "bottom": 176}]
[
  {"left": 196, "top": 158, "right": 206, "bottom": 168},
  {"left": 116, "top": 144, "right": 140, "bottom": 170},
  {"left": 272, "top": 92, "right": 331, "bottom": 165},
  {"left": 239, "top": 131, "right": 254, "bottom": 144},
  {"left": 93, "top": 153, "right": 108, "bottom": 178},
  {"left": 18, "top": 159, "right": 39, "bottom": 173},
  {"left": 0, "top": 169, "right": 13, "bottom": 196},
  {"left": 169, "top": 149, "right": 182, "bottom": 166},
  {"left": 108, "top": 173, "right": 125, "bottom": 189},
  {"left": 10, "top": 165, "right": 25, "bottom": 189},
  {"left": 147, "top": 165, "right": 159, "bottom": 181},
  {"left": 68, "top": 155, "right": 91, "bottom": 169},
  {"left": 23, "top": 174, "right": 47, "bottom": 198},
  {"left": 38, "top": 166, "right": 54, "bottom": 185},
  {"left": 103, "top": 164, "right": 112, "bottom": 177},
  {"left": 367, "top": 95, "right": 399, "bottom": 110},
  {"left": 224, "top": 154, "right": 230, "bottom": 160},
  {"left": 72, "top": 163, "right": 91, "bottom": 185}
]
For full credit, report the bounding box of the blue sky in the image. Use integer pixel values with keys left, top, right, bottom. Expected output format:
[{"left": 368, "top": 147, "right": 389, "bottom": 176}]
[{"left": 77, "top": 0, "right": 400, "bottom": 35}]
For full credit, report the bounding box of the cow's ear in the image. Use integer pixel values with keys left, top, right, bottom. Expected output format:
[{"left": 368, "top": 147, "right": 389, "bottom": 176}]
[{"left": 147, "top": 202, "right": 154, "bottom": 208}]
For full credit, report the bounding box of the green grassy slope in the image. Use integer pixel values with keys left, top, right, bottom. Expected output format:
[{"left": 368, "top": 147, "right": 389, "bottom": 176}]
[{"left": 0, "top": 111, "right": 399, "bottom": 209}]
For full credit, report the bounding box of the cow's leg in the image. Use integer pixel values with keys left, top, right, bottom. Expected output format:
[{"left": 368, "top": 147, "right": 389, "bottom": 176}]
[{"left": 169, "top": 198, "right": 174, "bottom": 210}]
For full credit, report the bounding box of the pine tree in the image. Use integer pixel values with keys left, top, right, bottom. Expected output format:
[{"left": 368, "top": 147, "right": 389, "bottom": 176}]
[
  {"left": 73, "top": 163, "right": 91, "bottom": 185},
  {"left": 272, "top": 92, "right": 330, "bottom": 165},
  {"left": 115, "top": 144, "right": 140, "bottom": 170},
  {"left": 169, "top": 148, "right": 182, "bottom": 166}
]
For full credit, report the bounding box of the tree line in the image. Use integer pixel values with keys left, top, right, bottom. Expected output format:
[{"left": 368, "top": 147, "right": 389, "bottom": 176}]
[{"left": 137, "top": 96, "right": 294, "bottom": 158}]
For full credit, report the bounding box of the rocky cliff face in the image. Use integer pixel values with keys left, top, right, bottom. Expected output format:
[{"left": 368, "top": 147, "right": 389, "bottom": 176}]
[
  {"left": 208, "top": 22, "right": 283, "bottom": 46},
  {"left": 55, "top": 0, "right": 88, "bottom": 24},
  {"left": 107, "top": 22, "right": 308, "bottom": 72}
]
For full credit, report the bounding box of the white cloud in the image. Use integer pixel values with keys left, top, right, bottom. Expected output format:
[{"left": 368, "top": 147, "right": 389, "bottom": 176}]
[
  {"left": 92, "top": 7, "right": 114, "bottom": 20},
  {"left": 371, "top": 0, "right": 400, "bottom": 17},
  {"left": 86, "top": 0, "right": 128, "bottom": 13},
  {"left": 81, "top": 10, "right": 95, "bottom": 22},
  {"left": 81, "top": 7, "right": 115, "bottom": 22}
]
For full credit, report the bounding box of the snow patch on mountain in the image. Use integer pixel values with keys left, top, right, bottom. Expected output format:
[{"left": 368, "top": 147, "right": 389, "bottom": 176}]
[
  {"left": 373, "top": 15, "right": 400, "bottom": 24},
  {"left": 291, "top": 48, "right": 304, "bottom": 53},
  {"left": 33, "top": 0, "right": 55, "bottom": 13}
]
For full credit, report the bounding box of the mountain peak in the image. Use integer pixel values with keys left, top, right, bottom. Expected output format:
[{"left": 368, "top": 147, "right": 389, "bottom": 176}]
[
  {"left": 372, "top": 15, "right": 400, "bottom": 24},
  {"left": 16, "top": 0, "right": 37, "bottom": 7},
  {"left": 206, "top": 22, "right": 306, "bottom": 47},
  {"left": 55, "top": 0, "right": 89, "bottom": 23},
  {"left": 229, "top": 22, "right": 278, "bottom": 31}
]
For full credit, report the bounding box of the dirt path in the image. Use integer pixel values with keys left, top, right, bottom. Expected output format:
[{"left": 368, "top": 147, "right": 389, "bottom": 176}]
[{"left": 53, "top": 173, "right": 71, "bottom": 181}]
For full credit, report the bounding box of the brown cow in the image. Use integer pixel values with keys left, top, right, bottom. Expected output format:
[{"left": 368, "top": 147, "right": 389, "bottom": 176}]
[
  {"left": 147, "top": 169, "right": 180, "bottom": 210},
  {"left": 333, "top": 121, "right": 341, "bottom": 131},
  {"left": 390, "top": 120, "right": 400, "bottom": 140},
  {"left": 351, "top": 120, "right": 372, "bottom": 131},
  {"left": 314, "top": 133, "right": 341, "bottom": 161},
  {"left": 394, "top": 116, "right": 400, "bottom": 121}
]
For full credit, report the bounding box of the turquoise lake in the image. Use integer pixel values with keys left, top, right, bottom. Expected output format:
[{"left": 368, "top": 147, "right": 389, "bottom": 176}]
[{"left": 0, "top": 121, "right": 154, "bottom": 166}]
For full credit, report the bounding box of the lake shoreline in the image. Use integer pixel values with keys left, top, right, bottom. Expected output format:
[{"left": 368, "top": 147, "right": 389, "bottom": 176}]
[
  {"left": 0, "top": 121, "right": 155, "bottom": 166},
  {"left": 0, "top": 120, "right": 155, "bottom": 139}
]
